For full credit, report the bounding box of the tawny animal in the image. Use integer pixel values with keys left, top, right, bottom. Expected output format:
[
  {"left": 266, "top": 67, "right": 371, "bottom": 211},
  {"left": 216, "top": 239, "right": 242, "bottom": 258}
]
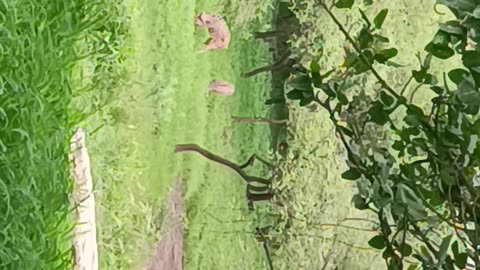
[
  {"left": 194, "top": 12, "right": 231, "bottom": 51},
  {"left": 207, "top": 80, "right": 235, "bottom": 96}
]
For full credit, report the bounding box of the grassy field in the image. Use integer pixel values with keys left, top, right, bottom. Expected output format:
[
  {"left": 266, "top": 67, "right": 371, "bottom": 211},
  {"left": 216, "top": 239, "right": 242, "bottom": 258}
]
[
  {"left": 2, "top": 0, "right": 464, "bottom": 269},
  {"left": 70, "top": 0, "right": 279, "bottom": 268}
]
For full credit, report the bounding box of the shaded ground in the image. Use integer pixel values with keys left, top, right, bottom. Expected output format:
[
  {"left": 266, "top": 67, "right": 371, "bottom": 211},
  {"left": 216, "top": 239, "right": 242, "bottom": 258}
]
[{"left": 145, "top": 180, "right": 185, "bottom": 270}]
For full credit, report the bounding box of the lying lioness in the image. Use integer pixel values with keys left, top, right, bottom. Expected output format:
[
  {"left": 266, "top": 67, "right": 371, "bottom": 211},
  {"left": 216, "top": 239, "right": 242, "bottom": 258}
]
[
  {"left": 206, "top": 80, "right": 235, "bottom": 96},
  {"left": 194, "top": 12, "right": 231, "bottom": 52}
]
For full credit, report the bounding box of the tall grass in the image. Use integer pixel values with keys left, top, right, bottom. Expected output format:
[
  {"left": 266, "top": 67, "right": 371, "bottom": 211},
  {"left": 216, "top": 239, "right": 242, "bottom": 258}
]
[{"left": 0, "top": 0, "right": 130, "bottom": 268}]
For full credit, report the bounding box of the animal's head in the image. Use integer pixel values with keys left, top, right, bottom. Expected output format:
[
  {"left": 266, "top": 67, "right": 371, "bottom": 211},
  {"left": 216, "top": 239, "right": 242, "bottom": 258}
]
[{"left": 194, "top": 12, "right": 223, "bottom": 26}]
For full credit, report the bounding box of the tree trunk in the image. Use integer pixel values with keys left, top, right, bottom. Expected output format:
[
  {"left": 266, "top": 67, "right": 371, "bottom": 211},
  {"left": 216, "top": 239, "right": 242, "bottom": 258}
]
[
  {"left": 253, "top": 30, "right": 287, "bottom": 40},
  {"left": 241, "top": 51, "right": 291, "bottom": 78}
]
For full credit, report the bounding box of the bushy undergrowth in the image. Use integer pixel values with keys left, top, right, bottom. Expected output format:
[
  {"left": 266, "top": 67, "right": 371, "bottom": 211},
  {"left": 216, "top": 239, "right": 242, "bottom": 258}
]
[{"left": 280, "top": 0, "right": 480, "bottom": 269}]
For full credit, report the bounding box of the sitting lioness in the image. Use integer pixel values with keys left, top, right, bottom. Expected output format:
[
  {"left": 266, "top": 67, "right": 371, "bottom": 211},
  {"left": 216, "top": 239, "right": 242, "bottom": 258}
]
[{"left": 194, "top": 12, "right": 231, "bottom": 52}]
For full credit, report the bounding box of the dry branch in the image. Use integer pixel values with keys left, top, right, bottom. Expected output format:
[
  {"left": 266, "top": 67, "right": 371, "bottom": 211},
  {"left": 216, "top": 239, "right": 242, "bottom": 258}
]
[
  {"left": 69, "top": 128, "right": 98, "bottom": 270},
  {"left": 174, "top": 144, "right": 274, "bottom": 208},
  {"left": 241, "top": 51, "right": 291, "bottom": 78}
]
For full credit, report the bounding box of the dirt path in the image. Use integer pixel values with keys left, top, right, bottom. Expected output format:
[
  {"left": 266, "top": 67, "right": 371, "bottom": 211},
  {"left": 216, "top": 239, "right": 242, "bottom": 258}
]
[{"left": 144, "top": 180, "right": 185, "bottom": 270}]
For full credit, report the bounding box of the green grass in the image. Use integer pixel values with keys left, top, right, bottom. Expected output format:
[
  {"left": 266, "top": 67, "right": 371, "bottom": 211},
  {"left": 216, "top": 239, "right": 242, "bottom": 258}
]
[
  {"left": 69, "top": 0, "right": 278, "bottom": 269},
  {"left": 0, "top": 0, "right": 129, "bottom": 268},
  {"left": 4, "top": 0, "right": 458, "bottom": 269}
]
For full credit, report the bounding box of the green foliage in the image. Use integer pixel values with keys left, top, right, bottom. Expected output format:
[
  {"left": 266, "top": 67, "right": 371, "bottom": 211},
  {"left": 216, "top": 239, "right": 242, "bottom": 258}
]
[
  {"left": 373, "top": 9, "right": 388, "bottom": 29},
  {"left": 334, "top": 0, "right": 354, "bottom": 9},
  {"left": 284, "top": 1, "right": 480, "bottom": 269}
]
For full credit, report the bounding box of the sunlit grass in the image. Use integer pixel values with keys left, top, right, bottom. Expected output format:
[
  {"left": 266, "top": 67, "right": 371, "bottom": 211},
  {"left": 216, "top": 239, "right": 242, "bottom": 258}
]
[
  {"left": 68, "top": 0, "right": 278, "bottom": 268},
  {"left": 0, "top": 0, "right": 130, "bottom": 268}
]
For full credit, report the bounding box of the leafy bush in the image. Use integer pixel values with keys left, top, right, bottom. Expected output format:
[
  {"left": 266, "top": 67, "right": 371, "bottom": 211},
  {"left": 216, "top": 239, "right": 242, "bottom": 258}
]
[{"left": 284, "top": 0, "right": 480, "bottom": 269}]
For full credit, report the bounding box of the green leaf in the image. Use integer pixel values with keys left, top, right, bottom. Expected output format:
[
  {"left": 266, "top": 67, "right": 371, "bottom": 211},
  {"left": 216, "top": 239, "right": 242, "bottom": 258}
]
[
  {"left": 430, "top": 87, "right": 443, "bottom": 95},
  {"left": 437, "top": 0, "right": 476, "bottom": 12},
  {"left": 375, "top": 48, "right": 398, "bottom": 64},
  {"left": 470, "top": 69, "right": 480, "bottom": 88},
  {"left": 452, "top": 241, "right": 459, "bottom": 256},
  {"left": 458, "top": 77, "right": 480, "bottom": 106},
  {"left": 392, "top": 141, "right": 404, "bottom": 151},
  {"left": 467, "top": 134, "right": 478, "bottom": 154},
  {"left": 287, "top": 75, "right": 312, "bottom": 91},
  {"left": 407, "top": 104, "right": 425, "bottom": 117},
  {"left": 473, "top": 6, "right": 480, "bottom": 18},
  {"left": 398, "top": 243, "right": 413, "bottom": 257},
  {"left": 337, "top": 92, "right": 349, "bottom": 105},
  {"left": 388, "top": 258, "right": 402, "bottom": 270},
  {"left": 368, "top": 101, "right": 389, "bottom": 125},
  {"left": 454, "top": 253, "right": 468, "bottom": 269},
  {"left": 404, "top": 105, "right": 426, "bottom": 126},
  {"left": 368, "top": 235, "right": 386, "bottom": 250},
  {"left": 424, "top": 73, "right": 437, "bottom": 85},
  {"left": 353, "top": 50, "right": 375, "bottom": 74},
  {"left": 425, "top": 42, "right": 454, "bottom": 59},
  {"left": 404, "top": 115, "right": 420, "bottom": 126},
  {"left": 310, "top": 60, "right": 320, "bottom": 73},
  {"left": 374, "top": 9, "right": 388, "bottom": 29},
  {"left": 437, "top": 234, "right": 453, "bottom": 264},
  {"left": 352, "top": 194, "right": 369, "bottom": 210},
  {"left": 341, "top": 168, "right": 361, "bottom": 180},
  {"left": 374, "top": 34, "right": 390, "bottom": 43},
  {"left": 286, "top": 89, "right": 304, "bottom": 100},
  {"left": 318, "top": 83, "right": 336, "bottom": 98},
  {"left": 423, "top": 53, "right": 433, "bottom": 69},
  {"left": 358, "top": 29, "right": 374, "bottom": 49},
  {"left": 407, "top": 146, "right": 418, "bottom": 156},
  {"left": 334, "top": 0, "right": 354, "bottom": 9},
  {"left": 441, "top": 167, "right": 455, "bottom": 185},
  {"left": 343, "top": 52, "right": 358, "bottom": 68},
  {"left": 380, "top": 91, "right": 395, "bottom": 107},
  {"left": 439, "top": 20, "right": 464, "bottom": 35},
  {"left": 412, "top": 69, "right": 427, "bottom": 83},
  {"left": 337, "top": 125, "right": 354, "bottom": 137},
  {"left": 463, "top": 50, "right": 480, "bottom": 68},
  {"left": 412, "top": 138, "right": 428, "bottom": 151},
  {"left": 322, "top": 69, "right": 335, "bottom": 79},
  {"left": 448, "top": 68, "right": 470, "bottom": 85},
  {"left": 431, "top": 30, "right": 451, "bottom": 46},
  {"left": 299, "top": 96, "right": 314, "bottom": 106},
  {"left": 311, "top": 72, "right": 322, "bottom": 87}
]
